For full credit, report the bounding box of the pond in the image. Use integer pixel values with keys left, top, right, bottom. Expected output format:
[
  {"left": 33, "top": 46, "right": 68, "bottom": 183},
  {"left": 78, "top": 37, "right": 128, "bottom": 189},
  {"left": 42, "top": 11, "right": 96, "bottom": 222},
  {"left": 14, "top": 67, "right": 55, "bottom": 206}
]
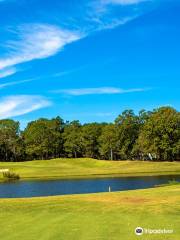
[{"left": 0, "top": 175, "right": 180, "bottom": 198}]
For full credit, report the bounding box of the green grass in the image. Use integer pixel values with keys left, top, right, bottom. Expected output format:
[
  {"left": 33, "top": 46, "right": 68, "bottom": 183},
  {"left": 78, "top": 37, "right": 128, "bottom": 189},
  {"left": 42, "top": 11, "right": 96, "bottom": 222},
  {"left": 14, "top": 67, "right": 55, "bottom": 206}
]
[
  {"left": 0, "top": 158, "right": 180, "bottom": 181},
  {"left": 0, "top": 159, "right": 179, "bottom": 239},
  {"left": 0, "top": 184, "right": 179, "bottom": 240}
]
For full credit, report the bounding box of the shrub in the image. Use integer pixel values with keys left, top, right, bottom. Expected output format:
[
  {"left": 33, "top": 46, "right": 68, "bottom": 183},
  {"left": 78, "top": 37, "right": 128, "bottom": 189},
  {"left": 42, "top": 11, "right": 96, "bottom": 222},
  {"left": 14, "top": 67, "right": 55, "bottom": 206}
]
[
  {"left": 168, "top": 180, "right": 179, "bottom": 185},
  {"left": 3, "top": 172, "right": 20, "bottom": 180}
]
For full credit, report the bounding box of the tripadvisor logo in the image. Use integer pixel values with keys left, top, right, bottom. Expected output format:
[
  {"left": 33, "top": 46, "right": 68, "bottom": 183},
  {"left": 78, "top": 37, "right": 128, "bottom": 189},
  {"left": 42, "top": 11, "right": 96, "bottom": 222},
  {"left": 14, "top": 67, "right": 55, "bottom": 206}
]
[
  {"left": 135, "top": 227, "right": 143, "bottom": 235},
  {"left": 135, "top": 227, "right": 173, "bottom": 236}
]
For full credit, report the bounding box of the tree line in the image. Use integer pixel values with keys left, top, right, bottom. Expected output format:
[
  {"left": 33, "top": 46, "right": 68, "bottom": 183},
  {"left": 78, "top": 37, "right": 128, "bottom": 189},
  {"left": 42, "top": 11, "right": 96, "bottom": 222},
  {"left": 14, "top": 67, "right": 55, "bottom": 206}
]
[{"left": 0, "top": 107, "right": 179, "bottom": 162}]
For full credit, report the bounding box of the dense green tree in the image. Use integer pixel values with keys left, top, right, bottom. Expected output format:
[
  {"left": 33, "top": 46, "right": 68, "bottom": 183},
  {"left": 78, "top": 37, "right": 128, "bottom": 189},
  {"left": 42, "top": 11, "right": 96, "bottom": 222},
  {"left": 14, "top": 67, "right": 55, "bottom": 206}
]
[
  {"left": 131, "top": 110, "right": 152, "bottom": 159},
  {"left": 99, "top": 124, "right": 118, "bottom": 160},
  {"left": 49, "top": 117, "right": 65, "bottom": 158},
  {"left": 23, "top": 117, "right": 64, "bottom": 160},
  {"left": 0, "top": 119, "right": 23, "bottom": 161},
  {"left": 81, "top": 123, "right": 103, "bottom": 158},
  {"left": 0, "top": 107, "right": 179, "bottom": 162},
  {"left": 135, "top": 107, "right": 180, "bottom": 161},
  {"left": 115, "top": 110, "right": 140, "bottom": 159},
  {"left": 63, "top": 121, "right": 83, "bottom": 158},
  {"left": 138, "top": 109, "right": 152, "bottom": 125}
]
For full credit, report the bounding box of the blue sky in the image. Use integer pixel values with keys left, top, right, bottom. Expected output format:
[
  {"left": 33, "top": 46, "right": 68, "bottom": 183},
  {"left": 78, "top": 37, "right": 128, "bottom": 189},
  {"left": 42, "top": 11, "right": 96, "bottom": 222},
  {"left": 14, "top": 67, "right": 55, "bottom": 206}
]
[{"left": 0, "top": 0, "right": 179, "bottom": 127}]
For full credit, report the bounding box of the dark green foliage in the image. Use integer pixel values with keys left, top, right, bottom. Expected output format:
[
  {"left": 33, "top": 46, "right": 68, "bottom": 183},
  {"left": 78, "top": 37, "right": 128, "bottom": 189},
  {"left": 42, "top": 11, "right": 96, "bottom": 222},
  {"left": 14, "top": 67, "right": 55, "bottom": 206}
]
[
  {"left": 3, "top": 172, "right": 20, "bottom": 180},
  {"left": 115, "top": 110, "right": 140, "bottom": 159},
  {"left": 134, "top": 107, "right": 180, "bottom": 161},
  {"left": 0, "top": 119, "right": 24, "bottom": 161},
  {"left": 63, "top": 121, "right": 82, "bottom": 158},
  {"left": 23, "top": 117, "right": 64, "bottom": 160},
  {"left": 0, "top": 107, "right": 179, "bottom": 162},
  {"left": 99, "top": 124, "right": 119, "bottom": 160},
  {"left": 81, "top": 123, "right": 103, "bottom": 158}
]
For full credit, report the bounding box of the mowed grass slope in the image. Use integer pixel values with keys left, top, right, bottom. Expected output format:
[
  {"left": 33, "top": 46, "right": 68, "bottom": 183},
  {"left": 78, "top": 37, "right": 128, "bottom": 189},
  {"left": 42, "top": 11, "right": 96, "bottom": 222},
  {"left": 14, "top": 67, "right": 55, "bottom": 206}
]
[
  {"left": 0, "top": 184, "right": 179, "bottom": 240},
  {"left": 0, "top": 158, "right": 180, "bottom": 181}
]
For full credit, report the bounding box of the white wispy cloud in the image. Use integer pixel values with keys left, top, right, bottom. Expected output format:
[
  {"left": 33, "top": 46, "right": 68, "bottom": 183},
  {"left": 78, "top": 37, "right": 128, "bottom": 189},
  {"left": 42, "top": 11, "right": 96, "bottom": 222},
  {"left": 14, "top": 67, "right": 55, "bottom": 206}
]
[
  {"left": 0, "top": 24, "right": 81, "bottom": 70},
  {"left": 53, "top": 87, "right": 146, "bottom": 96},
  {"left": 0, "top": 78, "right": 36, "bottom": 89},
  {"left": 0, "top": 67, "right": 17, "bottom": 78},
  {"left": 101, "top": 0, "right": 150, "bottom": 6},
  {"left": 0, "top": 95, "right": 51, "bottom": 119},
  {"left": 0, "top": 0, "right": 154, "bottom": 89},
  {"left": 93, "top": 0, "right": 150, "bottom": 13},
  {"left": 0, "top": 1, "right": 152, "bottom": 75},
  {"left": 87, "top": 0, "right": 151, "bottom": 30}
]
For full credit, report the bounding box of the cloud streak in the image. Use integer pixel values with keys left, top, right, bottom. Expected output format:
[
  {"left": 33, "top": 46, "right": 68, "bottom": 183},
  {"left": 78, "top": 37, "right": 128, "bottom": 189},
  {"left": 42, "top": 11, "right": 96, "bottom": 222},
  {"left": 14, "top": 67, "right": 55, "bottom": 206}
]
[
  {"left": 0, "top": 95, "right": 51, "bottom": 119},
  {"left": 0, "top": 1, "right": 153, "bottom": 76},
  {"left": 86, "top": 0, "right": 152, "bottom": 31},
  {"left": 53, "top": 87, "right": 147, "bottom": 96},
  {"left": 0, "top": 67, "right": 17, "bottom": 78},
  {"left": 101, "top": 0, "right": 150, "bottom": 6},
  {"left": 0, "top": 24, "right": 81, "bottom": 71},
  {"left": 0, "top": 78, "right": 37, "bottom": 89}
]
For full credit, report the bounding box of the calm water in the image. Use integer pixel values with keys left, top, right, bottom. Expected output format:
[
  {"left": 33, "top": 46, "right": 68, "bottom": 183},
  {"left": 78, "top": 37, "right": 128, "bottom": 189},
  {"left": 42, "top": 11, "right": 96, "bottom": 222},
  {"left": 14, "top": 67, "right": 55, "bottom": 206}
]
[{"left": 0, "top": 175, "right": 180, "bottom": 198}]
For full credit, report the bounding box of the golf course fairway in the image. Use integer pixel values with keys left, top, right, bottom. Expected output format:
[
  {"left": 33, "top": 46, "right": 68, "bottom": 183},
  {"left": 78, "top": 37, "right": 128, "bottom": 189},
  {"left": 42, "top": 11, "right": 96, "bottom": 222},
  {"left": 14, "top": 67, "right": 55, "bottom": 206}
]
[
  {"left": 0, "top": 158, "right": 180, "bottom": 181},
  {"left": 0, "top": 184, "right": 179, "bottom": 240}
]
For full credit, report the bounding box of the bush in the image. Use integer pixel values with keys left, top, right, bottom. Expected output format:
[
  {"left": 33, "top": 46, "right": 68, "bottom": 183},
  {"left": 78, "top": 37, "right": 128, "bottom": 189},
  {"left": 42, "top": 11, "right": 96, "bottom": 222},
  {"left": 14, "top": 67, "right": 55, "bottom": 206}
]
[
  {"left": 168, "top": 180, "right": 179, "bottom": 185},
  {"left": 3, "top": 172, "right": 20, "bottom": 180}
]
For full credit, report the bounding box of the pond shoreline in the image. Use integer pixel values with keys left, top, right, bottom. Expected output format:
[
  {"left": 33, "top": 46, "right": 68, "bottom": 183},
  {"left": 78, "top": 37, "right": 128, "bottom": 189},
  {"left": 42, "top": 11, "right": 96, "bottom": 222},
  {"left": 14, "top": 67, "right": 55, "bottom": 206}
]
[
  {"left": 0, "top": 174, "right": 180, "bottom": 198},
  {"left": 1, "top": 170, "right": 180, "bottom": 183},
  {"left": 1, "top": 158, "right": 180, "bottom": 183}
]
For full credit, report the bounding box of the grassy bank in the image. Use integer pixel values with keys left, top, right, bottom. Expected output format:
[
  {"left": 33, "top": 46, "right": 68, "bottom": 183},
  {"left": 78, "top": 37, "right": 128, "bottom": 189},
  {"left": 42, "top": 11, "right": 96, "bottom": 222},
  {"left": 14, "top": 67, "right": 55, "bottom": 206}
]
[
  {"left": 0, "top": 184, "right": 179, "bottom": 240},
  {"left": 0, "top": 158, "right": 180, "bottom": 181}
]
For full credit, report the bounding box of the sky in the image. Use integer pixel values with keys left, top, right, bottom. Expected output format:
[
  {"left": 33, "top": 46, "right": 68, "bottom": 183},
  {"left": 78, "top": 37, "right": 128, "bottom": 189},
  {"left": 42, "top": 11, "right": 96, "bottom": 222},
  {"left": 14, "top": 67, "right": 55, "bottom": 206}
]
[{"left": 0, "top": 0, "right": 179, "bottom": 128}]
